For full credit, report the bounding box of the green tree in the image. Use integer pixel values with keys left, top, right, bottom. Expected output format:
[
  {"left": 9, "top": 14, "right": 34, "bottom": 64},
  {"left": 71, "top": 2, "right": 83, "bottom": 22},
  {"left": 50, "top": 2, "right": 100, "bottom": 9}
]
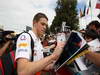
[{"left": 50, "top": 0, "right": 79, "bottom": 33}]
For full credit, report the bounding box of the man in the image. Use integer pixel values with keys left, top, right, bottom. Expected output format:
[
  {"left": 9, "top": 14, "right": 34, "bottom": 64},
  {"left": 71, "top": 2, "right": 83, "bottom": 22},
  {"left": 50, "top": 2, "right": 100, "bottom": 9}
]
[
  {"left": 15, "top": 13, "right": 65, "bottom": 75},
  {"left": 0, "top": 30, "right": 14, "bottom": 56},
  {"left": 86, "top": 20, "right": 100, "bottom": 34},
  {"left": 85, "top": 20, "right": 100, "bottom": 66}
]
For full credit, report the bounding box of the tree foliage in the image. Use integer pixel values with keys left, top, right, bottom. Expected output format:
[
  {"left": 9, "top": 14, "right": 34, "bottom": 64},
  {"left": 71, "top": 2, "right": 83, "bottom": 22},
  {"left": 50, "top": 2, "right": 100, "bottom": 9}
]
[{"left": 50, "top": 0, "right": 79, "bottom": 33}]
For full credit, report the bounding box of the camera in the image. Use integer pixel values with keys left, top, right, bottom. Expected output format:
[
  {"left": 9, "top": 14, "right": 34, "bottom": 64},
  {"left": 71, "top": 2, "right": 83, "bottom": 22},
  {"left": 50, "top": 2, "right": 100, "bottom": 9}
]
[{"left": 0, "top": 30, "right": 15, "bottom": 43}]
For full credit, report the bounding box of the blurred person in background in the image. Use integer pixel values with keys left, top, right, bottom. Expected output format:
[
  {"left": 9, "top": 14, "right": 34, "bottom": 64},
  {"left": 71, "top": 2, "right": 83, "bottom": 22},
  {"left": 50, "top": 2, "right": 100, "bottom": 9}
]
[
  {"left": 85, "top": 20, "right": 100, "bottom": 67},
  {"left": 0, "top": 30, "right": 15, "bottom": 56}
]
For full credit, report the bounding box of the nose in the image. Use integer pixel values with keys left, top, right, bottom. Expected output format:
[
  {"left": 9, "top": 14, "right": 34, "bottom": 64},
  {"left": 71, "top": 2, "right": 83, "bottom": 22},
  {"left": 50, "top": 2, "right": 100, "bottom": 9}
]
[{"left": 43, "top": 25, "right": 47, "bottom": 31}]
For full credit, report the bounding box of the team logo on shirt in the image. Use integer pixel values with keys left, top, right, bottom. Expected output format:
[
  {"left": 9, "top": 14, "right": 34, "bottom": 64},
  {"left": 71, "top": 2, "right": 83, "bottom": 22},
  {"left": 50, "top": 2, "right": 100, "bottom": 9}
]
[
  {"left": 20, "top": 35, "right": 26, "bottom": 40},
  {"left": 18, "top": 43, "right": 28, "bottom": 47}
]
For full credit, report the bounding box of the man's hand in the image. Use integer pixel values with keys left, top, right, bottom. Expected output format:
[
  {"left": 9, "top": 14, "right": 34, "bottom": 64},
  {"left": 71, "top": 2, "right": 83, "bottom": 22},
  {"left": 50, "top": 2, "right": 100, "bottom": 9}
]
[{"left": 51, "top": 41, "right": 66, "bottom": 60}]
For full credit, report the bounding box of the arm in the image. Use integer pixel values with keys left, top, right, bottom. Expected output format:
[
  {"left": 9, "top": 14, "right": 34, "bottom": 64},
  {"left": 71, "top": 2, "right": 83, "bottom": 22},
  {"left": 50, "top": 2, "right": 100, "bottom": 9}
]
[
  {"left": 42, "top": 42, "right": 66, "bottom": 71},
  {"left": 85, "top": 51, "right": 100, "bottom": 66},
  {"left": 17, "top": 53, "right": 57, "bottom": 75}
]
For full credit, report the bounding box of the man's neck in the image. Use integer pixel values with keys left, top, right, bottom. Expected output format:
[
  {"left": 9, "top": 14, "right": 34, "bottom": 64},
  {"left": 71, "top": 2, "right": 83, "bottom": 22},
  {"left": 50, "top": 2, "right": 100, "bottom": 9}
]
[{"left": 32, "top": 27, "right": 40, "bottom": 39}]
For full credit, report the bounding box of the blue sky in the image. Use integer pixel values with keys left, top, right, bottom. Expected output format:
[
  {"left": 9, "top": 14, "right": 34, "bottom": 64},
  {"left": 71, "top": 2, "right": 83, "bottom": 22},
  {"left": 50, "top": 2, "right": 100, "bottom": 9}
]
[{"left": 77, "top": 0, "right": 86, "bottom": 14}]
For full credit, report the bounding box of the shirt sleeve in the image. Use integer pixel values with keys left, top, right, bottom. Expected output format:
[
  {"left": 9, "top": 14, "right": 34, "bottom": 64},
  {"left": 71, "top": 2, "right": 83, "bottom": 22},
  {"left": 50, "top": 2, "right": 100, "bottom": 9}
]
[{"left": 15, "top": 33, "right": 32, "bottom": 61}]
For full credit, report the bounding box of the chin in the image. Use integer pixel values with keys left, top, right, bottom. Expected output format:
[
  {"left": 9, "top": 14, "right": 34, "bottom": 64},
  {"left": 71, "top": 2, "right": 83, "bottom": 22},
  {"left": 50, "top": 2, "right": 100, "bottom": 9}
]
[{"left": 39, "top": 34, "right": 43, "bottom": 38}]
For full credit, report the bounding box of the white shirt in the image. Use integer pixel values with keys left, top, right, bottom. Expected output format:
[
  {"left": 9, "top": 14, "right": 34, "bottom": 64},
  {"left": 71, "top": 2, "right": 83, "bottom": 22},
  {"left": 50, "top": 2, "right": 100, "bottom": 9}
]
[
  {"left": 15, "top": 30, "right": 44, "bottom": 61},
  {"left": 88, "top": 38, "right": 100, "bottom": 52}
]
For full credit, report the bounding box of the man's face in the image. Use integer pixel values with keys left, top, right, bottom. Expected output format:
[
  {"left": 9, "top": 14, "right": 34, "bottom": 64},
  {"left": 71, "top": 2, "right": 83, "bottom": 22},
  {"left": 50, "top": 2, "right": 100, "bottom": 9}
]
[
  {"left": 35, "top": 18, "right": 48, "bottom": 37},
  {"left": 89, "top": 25, "right": 96, "bottom": 30}
]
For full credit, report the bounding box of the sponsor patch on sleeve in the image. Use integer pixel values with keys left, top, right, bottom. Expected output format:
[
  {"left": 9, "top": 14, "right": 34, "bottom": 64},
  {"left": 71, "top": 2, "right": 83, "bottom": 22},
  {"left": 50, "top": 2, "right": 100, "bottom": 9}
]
[
  {"left": 18, "top": 43, "right": 28, "bottom": 47},
  {"left": 18, "top": 49, "right": 28, "bottom": 52}
]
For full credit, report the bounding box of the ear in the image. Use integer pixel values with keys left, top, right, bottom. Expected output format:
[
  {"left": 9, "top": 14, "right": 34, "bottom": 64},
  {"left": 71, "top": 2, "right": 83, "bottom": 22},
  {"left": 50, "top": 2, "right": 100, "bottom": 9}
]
[
  {"left": 33, "top": 20, "right": 35, "bottom": 24},
  {"left": 33, "top": 20, "right": 37, "bottom": 26}
]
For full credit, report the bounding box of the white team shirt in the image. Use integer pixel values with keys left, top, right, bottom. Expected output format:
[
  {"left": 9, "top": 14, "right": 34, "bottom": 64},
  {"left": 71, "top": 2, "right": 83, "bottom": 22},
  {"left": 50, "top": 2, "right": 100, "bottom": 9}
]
[{"left": 15, "top": 30, "right": 44, "bottom": 61}]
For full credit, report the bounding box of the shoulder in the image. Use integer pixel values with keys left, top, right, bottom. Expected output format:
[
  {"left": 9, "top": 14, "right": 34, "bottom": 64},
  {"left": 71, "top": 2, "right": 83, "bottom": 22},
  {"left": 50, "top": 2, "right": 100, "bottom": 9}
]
[
  {"left": 28, "top": 30, "right": 37, "bottom": 41},
  {"left": 17, "top": 32, "right": 31, "bottom": 42}
]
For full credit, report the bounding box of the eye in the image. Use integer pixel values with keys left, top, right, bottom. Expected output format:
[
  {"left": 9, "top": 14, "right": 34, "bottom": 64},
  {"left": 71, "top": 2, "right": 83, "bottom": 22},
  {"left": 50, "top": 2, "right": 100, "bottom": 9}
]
[
  {"left": 41, "top": 22, "right": 48, "bottom": 27},
  {"left": 41, "top": 23, "right": 45, "bottom": 25}
]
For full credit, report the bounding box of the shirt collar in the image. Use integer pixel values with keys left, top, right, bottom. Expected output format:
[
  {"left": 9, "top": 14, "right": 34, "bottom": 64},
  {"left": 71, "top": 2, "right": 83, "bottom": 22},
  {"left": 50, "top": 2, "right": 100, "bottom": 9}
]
[{"left": 29, "top": 30, "right": 40, "bottom": 42}]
